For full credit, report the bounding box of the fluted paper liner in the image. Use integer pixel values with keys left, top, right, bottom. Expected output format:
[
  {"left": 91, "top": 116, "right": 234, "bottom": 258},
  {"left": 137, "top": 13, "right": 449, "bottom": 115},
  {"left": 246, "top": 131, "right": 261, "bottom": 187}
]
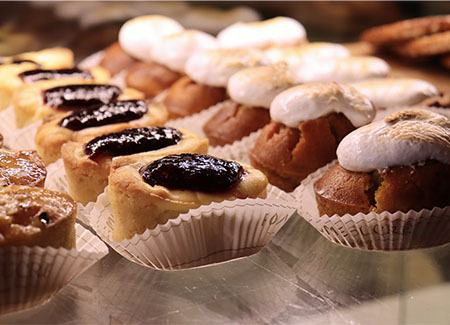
[
  {"left": 0, "top": 223, "right": 109, "bottom": 315},
  {"left": 0, "top": 106, "right": 39, "bottom": 150},
  {"left": 296, "top": 161, "right": 450, "bottom": 250},
  {"left": 90, "top": 184, "right": 296, "bottom": 270}
]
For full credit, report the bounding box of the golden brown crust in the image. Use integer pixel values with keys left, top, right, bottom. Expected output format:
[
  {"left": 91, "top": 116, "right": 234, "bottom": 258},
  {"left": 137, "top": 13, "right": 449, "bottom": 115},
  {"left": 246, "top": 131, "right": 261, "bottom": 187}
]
[
  {"left": 250, "top": 113, "right": 355, "bottom": 192},
  {"left": 163, "top": 76, "right": 228, "bottom": 119},
  {"left": 360, "top": 15, "right": 450, "bottom": 46},
  {"left": 61, "top": 128, "right": 208, "bottom": 205},
  {"left": 0, "top": 149, "right": 46, "bottom": 187},
  {"left": 126, "top": 61, "right": 182, "bottom": 98},
  {"left": 109, "top": 158, "right": 267, "bottom": 241},
  {"left": 35, "top": 101, "right": 167, "bottom": 165},
  {"left": 395, "top": 31, "right": 450, "bottom": 58},
  {"left": 203, "top": 100, "right": 271, "bottom": 146},
  {"left": 314, "top": 161, "right": 450, "bottom": 216},
  {"left": 100, "top": 42, "right": 138, "bottom": 76},
  {"left": 0, "top": 185, "right": 76, "bottom": 249}
]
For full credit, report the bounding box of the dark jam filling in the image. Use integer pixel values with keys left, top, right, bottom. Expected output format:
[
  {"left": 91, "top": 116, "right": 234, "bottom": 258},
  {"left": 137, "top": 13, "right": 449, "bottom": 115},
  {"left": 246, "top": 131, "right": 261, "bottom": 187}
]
[
  {"left": 84, "top": 127, "right": 183, "bottom": 159},
  {"left": 141, "top": 153, "right": 244, "bottom": 192},
  {"left": 60, "top": 100, "right": 147, "bottom": 131},
  {"left": 43, "top": 84, "right": 121, "bottom": 110},
  {"left": 11, "top": 59, "right": 39, "bottom": 66},
  {"left": 19, "top": 68, "right": 93, "bottom": 83}
]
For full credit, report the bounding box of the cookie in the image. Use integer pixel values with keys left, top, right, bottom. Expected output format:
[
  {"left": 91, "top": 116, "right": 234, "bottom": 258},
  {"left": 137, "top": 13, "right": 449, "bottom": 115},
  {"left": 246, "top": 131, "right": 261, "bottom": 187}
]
[
  {"left": 360, "top": 15, "right": 450, "bottom": 46},
  {"left": 395, "top": 31, "right": 450, "bottom": 58}
]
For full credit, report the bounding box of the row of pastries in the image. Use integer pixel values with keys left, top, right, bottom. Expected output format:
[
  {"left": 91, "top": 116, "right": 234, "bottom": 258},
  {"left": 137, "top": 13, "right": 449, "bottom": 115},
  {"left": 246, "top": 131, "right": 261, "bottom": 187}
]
[{"left": 0, "top": 14, "right": 449, "bottom": 251}]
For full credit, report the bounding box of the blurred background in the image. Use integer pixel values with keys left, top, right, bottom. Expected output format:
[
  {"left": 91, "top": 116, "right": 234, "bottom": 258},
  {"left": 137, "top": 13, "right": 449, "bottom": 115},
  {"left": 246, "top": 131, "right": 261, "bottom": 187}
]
[{"left": 1, "top": 1, "right": 450, "bottom": 61}]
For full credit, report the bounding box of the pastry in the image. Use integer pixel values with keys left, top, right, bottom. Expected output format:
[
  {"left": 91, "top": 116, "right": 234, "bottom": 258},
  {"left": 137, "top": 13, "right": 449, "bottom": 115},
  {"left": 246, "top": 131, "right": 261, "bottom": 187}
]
[
  {"left": 440, "top": 53, "right": 450, "bottom": 70},
  {"left": 0, "top": 185, "right": 76, "bottom": 249},
  {"left": 0, "top": 48, "right": 74, "bottom": 110},
  {"left": 250, "top": 82, "right": 375, "bottom": 192},
  {"left": 360, "top": 15, "right": 450, "bottom": 47},
  {"left": 164, "top": 48, "right": 264, "bottom": 119},
  {"left": 61, "top": 127, "right": 208, "bottom": 205},
  {"left": 0, "top": 149, "right": 46, "bottom": 187},
  {"left": 35, "top": 99, "right": 167, "bottom": 165},
  {"left": 13, "top": 81, "right": 143, "bottom": 128},
  {"left": 350, "top": 78, "right": 439, "bottom": 109},
  {"left": 108, "top": 153, "right": 268, "bottom": 241},
  {"left": 217, "top": 16, "right": 307, "bottom": 49},
  {"left": 314, "top": 109, "right": 450, "bottom": 216},
  {"left": 420, "top": 91, "right": 450, "bottom": 108},
  {"left": 203, "top": 63, "right": 294, "bottom": 146},
  {"left": 395, "top": 31, "right": 450, "bottom": 58},
  {"left": 296, "top": 56, "right": 390, "bottom": 83},
  {"left": 100, "top": 42, "right": 138, "bottom": 76}
]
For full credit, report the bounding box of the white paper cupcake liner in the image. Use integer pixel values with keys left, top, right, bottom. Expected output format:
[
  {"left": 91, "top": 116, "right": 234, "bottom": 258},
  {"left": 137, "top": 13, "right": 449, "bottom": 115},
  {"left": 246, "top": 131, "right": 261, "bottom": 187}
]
[
  {"left": 0, "top": 106, "right": 39, "bottom": 150},
  {"left": 0, "top": 223, "right": 108, "bottom": 315},
  {"left": 90, "top": 184, "right": 296, "bottom": 270},
  {"left": 296, "top": 160, "right": 450, "bottom": 251}
]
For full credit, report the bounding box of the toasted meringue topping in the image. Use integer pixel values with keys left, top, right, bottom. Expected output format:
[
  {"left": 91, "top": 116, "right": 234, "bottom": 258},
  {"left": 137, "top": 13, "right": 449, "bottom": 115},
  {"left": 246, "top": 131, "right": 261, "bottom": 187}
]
[
  {"left": 350, "top": 78, "right": 439, "bottom": 108},
  {"left": 337, "top": 109, "right": 450, "bottom": 172},
  {"left": 270, "top": 82, "right": 375, "bottom": 128},
  {"left": 297, "top": 56, "right": 390, "bottom": 83},
  {"left": 264, "top": 42, "right": 350, "bottom": 69},
  {"left": 228, "top": 63, "right": 295, "bottom": 108},
  {"left": 217, "top": 17, "right": 307, "bottom": 49},
  {"left": 185, "top": 48, "right": 265, "bottom": 87},
  {"left": 151, "top": 30, "right": 218, "bottom": 73},
  {"left": 118, "top": 15, "right": 184, "bottom": 61}
]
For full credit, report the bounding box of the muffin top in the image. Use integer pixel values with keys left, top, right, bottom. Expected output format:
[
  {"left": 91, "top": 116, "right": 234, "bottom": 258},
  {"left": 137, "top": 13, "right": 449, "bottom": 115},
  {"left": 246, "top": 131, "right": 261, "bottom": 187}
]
[
  {"left": 270, "top": 82, "right": 375, "bottom": 128},
  {"left": 337, "top": 109, "right": 450, "bottom": 172}
]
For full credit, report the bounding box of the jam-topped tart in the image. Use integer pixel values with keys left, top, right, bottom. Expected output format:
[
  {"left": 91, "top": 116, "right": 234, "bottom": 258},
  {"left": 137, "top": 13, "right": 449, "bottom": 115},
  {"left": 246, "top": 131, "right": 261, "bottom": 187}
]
[
  {"left": 61, "top": 127, "right": 208, "bottom": 205},
  {"left": 0, "top": 185, "right": 76, "bottom": 249},
  {"left": 35, "top": 99, "right": 167, "bottom": 165},
  {"left": 13, "top": 78, "right": 140, "bottom": 128},
  {"left": 0, "top": 149, "right": 46, "bottom": 188},
  {"left": 0, "top": 47, "right": 74, "bottom": 111},
  {"left": 108, "top": 153, "right": 267, "bottom": 241}
]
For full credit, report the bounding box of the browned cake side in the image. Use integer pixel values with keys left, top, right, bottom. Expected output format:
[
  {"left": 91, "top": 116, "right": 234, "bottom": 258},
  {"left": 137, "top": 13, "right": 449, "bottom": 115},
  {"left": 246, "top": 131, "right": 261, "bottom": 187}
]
[
  {"left": 314, "top": 161, "right": 450, "bottom": 216},
  {"left": 100, "top": 42, "right": 138, "bottom": 76},
  {"left": 250, "top": 112, "right": 355, "bottom": 192},
  {"left": 126, "top": 61, "right": 182, "bottom": 98},
  {"left": 203, "top": 100, "right": 271, "bottom": 146},
  {"left": 163, "top": 76, "right": 227, "bottom": 119}
]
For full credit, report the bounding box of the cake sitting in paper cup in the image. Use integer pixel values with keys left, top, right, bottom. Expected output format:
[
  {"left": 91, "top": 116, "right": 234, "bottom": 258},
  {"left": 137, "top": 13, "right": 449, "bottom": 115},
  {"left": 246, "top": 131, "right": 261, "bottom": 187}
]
[
  {"left": 250, "top": 82, "right": 375, "bottom": 192},
  {"left": 314, "top": 109, "right": 450, "bottom": 216},
  {"left": 109, "top": 153, "right": 267, "bottom": 241}
]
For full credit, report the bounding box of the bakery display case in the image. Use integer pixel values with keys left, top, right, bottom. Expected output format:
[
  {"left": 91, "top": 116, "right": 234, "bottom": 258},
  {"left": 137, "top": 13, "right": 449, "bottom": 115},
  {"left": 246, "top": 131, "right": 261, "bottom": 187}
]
[{"left": 1, "top": 2, "right": 450, "bottom": 324}]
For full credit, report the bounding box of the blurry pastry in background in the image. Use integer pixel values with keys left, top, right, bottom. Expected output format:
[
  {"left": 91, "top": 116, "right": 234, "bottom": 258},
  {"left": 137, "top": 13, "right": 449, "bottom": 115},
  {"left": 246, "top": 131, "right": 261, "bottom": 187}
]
[
  {"left": 350, "top": 78, "right": 439, "bottom": 110},
  {"left": 314, "top": 109, "right": 450, "bottom": 216},
  {"left": 163, "top": 48, "right": 266, "bottom": 119},
  {"left": 203, "top": 63, "right": 294, "bottom": 146},
  {"left": 35, "top": 99, "right": 167, "bottom": 165},
  {"left": 0, "top": 185, "right": 76, "bottom": 249},
  {"left": 62, "top": 126, "right": 207, "bottom": 204},
  {"left": 0, "top": 149, "right": 46, "bottom": 187},
  {"left": 250, "top": 82, "right": 375, "bottom": 192},
  {"left": 177, "top": 6, "right": 260, "bottom": 35},
  {"left": 420, "top": 91, "right": 450, "bottom": 108},
  {"left": 100, "top": 42, "right": 137, "bottom": 76},
  {"left": 217, "top": 16, "right": 307, "bottom": 49},
  {"left": 108, "top": 153, "right": 267, "bottom": 241}
]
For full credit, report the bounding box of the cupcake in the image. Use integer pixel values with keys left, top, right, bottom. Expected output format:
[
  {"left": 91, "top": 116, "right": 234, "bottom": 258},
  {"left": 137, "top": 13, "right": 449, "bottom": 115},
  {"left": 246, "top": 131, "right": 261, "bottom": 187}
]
[
  {"left": 314, "top": 109, "right": 450, "bottom": 216},
  {"left": 99, "top": 42, "right": 138, "bottom": 76},
  {"left": 118, "top": 15, "right": 185, "bottom": 98},
  {"left": 108, "top": 153, "right": 268, "bottom": 241},
  {"left": 164, "top": 48, "right": 265, "bottom": 119},
  {"left": 61, "top": 126, "right": 208, "bottom": 205},
  {"left": 250, "top": 82, "right": 375, "bottom": 192},
  {"left": 203, "top": 63, "right": 295, "bottom": 146},
  {"left": 217, "top": 16, "right": 307, "bottom": 49},
  {"left": 350, "top": 78, "right": 439, "bottom": 110}
]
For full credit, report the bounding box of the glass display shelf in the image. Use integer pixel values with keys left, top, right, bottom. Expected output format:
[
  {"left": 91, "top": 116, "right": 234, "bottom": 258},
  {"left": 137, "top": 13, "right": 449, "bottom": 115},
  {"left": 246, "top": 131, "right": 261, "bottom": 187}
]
[{"left": 1, "top": 213, "right": 449, "bottom": 324}]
